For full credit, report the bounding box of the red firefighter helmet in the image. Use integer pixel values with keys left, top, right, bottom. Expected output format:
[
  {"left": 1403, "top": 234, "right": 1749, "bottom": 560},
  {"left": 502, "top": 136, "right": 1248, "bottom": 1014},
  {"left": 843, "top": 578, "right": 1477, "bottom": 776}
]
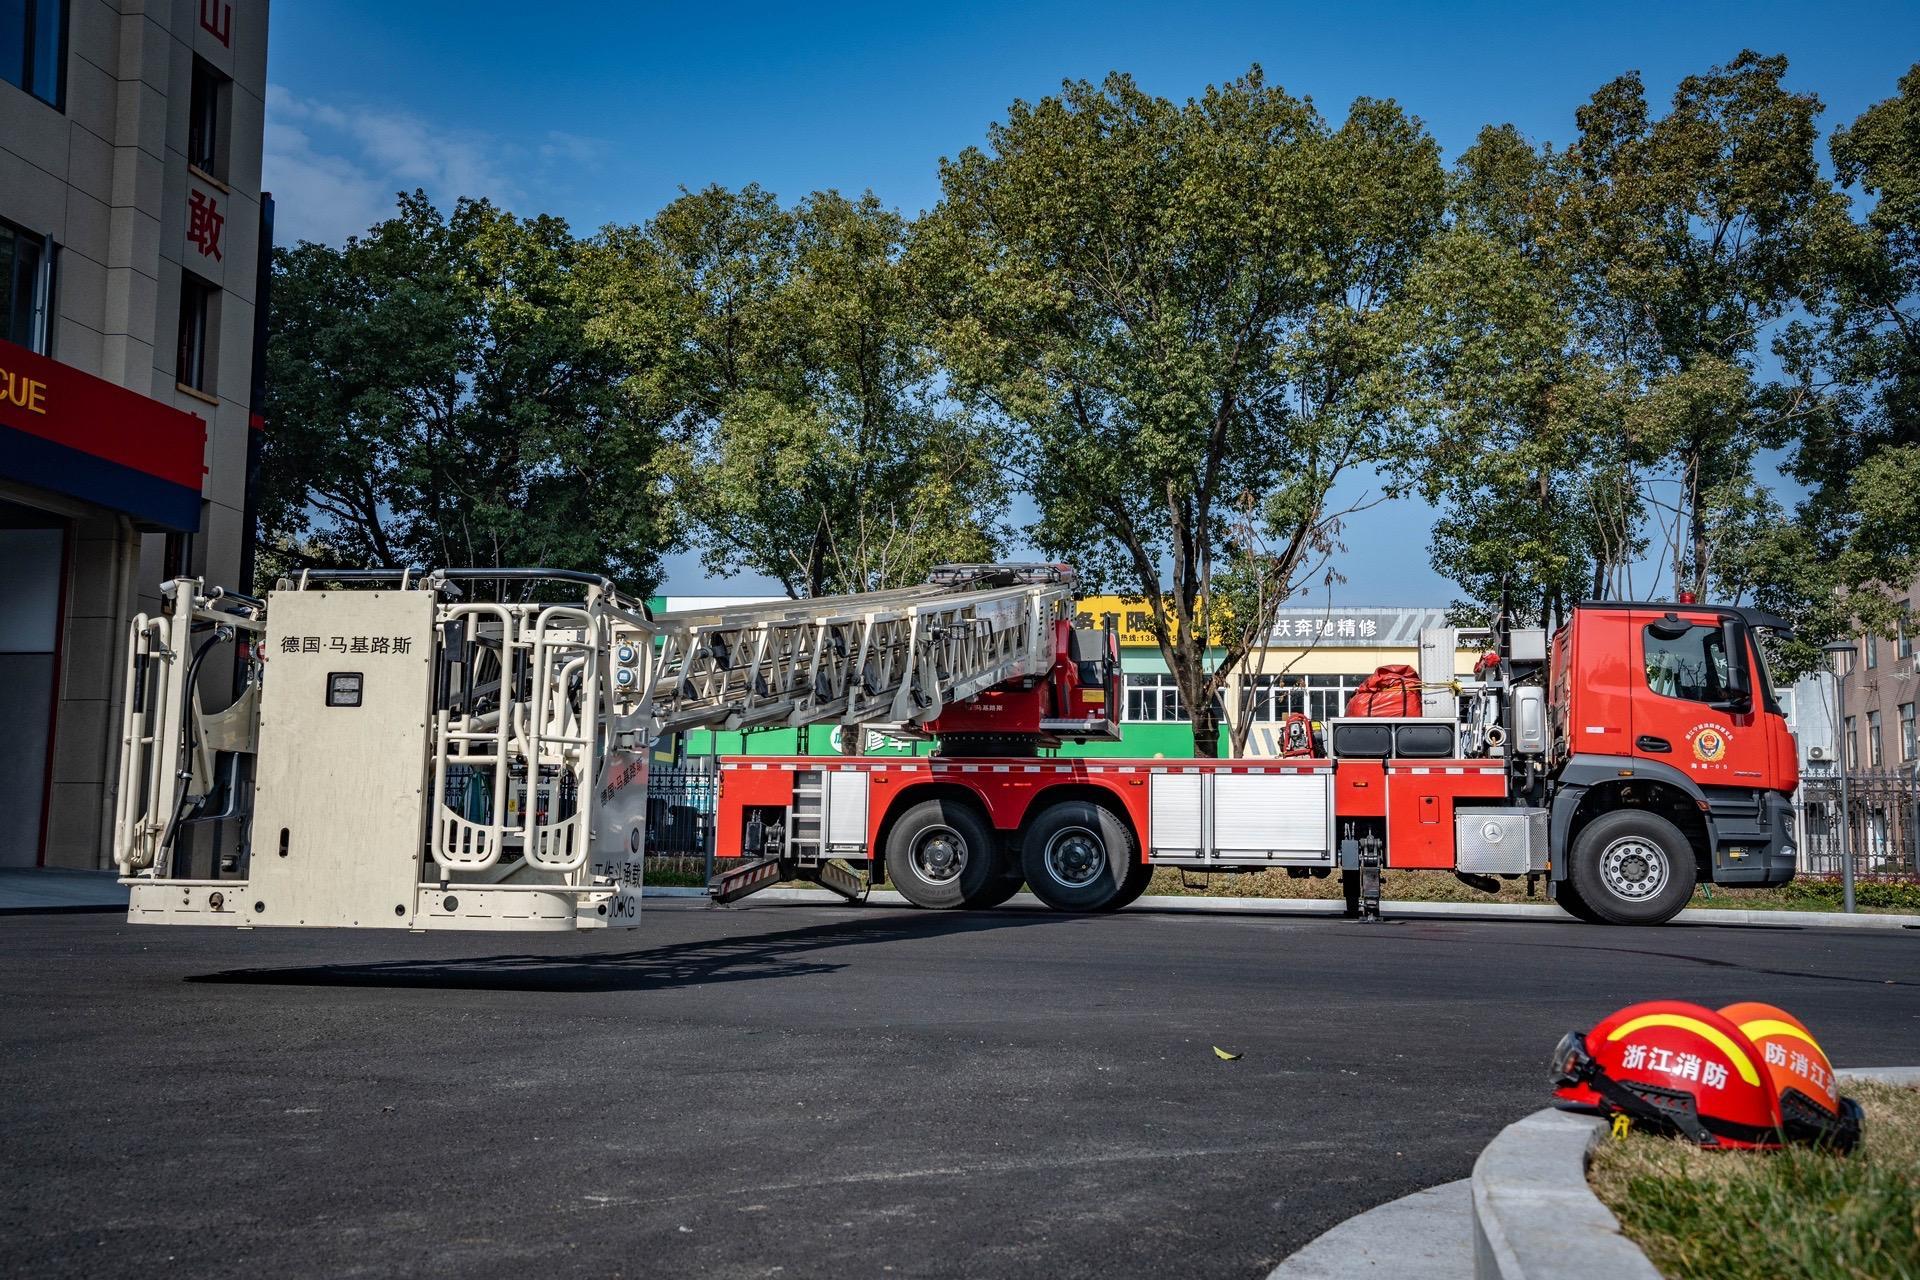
[
  {"left": 1718, "top": 1002, "right": 1863, "bottom": 1153},
  {"left": 1550, "top": 1000, "right": 1784, "bottom": 1149}
]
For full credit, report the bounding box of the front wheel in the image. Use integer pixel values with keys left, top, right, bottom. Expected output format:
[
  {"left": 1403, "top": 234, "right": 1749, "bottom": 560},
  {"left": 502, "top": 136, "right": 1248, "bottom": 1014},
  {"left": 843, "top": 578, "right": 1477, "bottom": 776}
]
[
  {"left": 1104, "top": 855, "right": 1155, "bottom": 911},
  {"left": 1020, "top": 801, "right": 1135, "bottom": 912},
  {"left": 1565, "top": 810, "right": 1697, "bottom": 925}
]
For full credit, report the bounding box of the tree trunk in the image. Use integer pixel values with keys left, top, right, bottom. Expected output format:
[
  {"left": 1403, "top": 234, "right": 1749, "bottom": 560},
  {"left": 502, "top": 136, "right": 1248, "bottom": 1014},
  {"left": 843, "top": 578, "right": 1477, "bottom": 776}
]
[{"left": 1190, "top": 705, "right": 1220, "bottom": 758}]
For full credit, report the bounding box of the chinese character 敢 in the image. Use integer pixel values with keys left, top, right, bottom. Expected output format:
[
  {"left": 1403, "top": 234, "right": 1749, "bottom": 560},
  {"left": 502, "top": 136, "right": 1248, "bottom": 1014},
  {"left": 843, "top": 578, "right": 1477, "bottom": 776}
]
[{"left": 188, "top": 190, "right": 224, "bottom": 261}]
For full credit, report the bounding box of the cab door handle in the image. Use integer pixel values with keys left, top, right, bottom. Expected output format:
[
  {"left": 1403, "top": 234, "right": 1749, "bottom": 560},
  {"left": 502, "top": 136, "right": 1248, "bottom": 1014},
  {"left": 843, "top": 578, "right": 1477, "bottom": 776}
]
[{"left": 1636, "top": 735, "right": 1671, "bottom": 753}]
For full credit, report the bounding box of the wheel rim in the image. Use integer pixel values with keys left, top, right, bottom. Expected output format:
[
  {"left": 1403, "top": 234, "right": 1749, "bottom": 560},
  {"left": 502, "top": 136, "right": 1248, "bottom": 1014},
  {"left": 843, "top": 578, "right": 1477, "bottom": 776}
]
[
  {"left": 910, "top": 825, "right": 969, "bottom": 885},
  {"left": 1599, "top": 836, "right": 1669, "bottom": 902},
  {"left": 1043, "top": 826, "right": 1106, "bottom": 889}
]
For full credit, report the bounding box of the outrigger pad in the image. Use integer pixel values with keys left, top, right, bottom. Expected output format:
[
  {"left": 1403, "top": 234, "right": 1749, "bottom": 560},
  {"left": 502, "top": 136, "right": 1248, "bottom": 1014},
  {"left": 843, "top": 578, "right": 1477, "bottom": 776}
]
[{"left": 709, "top": 856, "right": 784, "bottom": 905}]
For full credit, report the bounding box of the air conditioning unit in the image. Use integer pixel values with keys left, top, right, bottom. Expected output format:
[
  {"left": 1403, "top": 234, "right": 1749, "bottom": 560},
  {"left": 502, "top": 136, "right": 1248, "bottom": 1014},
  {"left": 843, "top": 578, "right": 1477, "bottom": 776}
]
[{"left": 1807, "top": 746, "right": 1830, "bottom": 762}]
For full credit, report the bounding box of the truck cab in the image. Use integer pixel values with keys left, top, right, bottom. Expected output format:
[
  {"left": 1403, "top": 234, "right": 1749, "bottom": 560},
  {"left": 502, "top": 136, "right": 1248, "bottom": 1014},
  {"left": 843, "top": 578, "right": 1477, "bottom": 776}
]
[{"left": 1545, "top": 602, "right": 1799, "bottom": 923}]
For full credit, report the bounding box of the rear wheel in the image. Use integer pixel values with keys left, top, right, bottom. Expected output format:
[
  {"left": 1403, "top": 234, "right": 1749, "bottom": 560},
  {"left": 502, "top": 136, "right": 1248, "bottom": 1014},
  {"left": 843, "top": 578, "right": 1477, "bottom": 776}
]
[
  {"left": 1020, "top": 801, "right": 1134, "bottom": 912},
  {"left": 965, "top": 846, "right": 1025, "bottom": 909},
  {"left": 1104, "top": 856, "right": 1155, "bottom": 911},
  {"left": 886, "top": 799, "right": 998, "bottom": 910},
  {"left": 1566, "top": 810, "right": 1697, "bottom": 926}
]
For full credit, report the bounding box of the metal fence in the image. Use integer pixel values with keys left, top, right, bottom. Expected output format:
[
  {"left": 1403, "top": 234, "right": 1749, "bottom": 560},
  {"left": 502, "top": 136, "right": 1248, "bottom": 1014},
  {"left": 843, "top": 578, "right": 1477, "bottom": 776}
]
[
  {"left": 644, "top": 760, "right": 719, "bottom": 885},
  {"left": 1796, "top": 770, "right": 1920, "bottom": 880}
]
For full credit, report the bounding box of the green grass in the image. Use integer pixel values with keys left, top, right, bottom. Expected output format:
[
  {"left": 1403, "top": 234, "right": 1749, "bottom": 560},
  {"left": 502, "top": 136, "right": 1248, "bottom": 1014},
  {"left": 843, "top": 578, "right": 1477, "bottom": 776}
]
[
  {"left": 1135, "top": 867, "right": 1920, "bottom": 914},
  {"left": 1588, "top": 1082, "right": 1920, "bottom": 1280},
  {"left": 649, "top": 856, "right": 1920, "bottom": 914}
]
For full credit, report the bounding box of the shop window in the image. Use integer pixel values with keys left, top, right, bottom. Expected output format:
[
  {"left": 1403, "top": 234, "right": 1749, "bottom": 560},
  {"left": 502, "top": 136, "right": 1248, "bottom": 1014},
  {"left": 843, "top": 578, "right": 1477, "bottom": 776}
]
[
  {"left": 0, "top": 218, "right": 54, "bottom": 352},
  {"left": 1, "top": 0, "right": 64, "bottom": 109},
  {"left": 176, "top": 272, "right": 218, "bottom": 394},
  {"left": 186, "top": 57, "right": 229, "bottom": 178}
]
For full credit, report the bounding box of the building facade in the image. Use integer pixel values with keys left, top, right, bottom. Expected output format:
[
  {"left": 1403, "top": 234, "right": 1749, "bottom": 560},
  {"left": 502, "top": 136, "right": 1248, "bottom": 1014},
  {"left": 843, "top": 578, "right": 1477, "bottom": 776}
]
[{"left": 0, "top": 0, "right": 269, "bottom": 869}]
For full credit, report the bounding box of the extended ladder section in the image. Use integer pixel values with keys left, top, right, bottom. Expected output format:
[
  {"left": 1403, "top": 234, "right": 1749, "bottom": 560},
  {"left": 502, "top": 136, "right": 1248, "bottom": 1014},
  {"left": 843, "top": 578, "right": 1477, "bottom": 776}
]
[
  {"left": 112, "top": 563, "right": 1077, "bottom": 932},
  {"left": 635, "top": 564, "right": 1074, "bottom": 735}
]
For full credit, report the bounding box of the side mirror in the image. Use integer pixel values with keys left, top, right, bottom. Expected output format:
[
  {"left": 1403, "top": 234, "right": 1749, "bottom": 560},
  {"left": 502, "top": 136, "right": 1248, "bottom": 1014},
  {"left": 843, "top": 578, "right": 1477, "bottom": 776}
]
[{"left": 1712, "top": 618, "right": 1753, "bottom": 714}]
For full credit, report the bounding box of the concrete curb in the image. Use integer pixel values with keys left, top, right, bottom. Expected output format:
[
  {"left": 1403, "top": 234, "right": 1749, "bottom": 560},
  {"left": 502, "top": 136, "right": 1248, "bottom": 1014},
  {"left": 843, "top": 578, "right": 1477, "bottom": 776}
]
[
  {"left": 1467, "top": 1066, "right": 1919, "bottom": 1280},
  {"left": 1470, "top": 1108, "right": 1660, "bottom": 1280},
  {"left": 646, "top": 884, "right": 1920, "bottom": 931}
]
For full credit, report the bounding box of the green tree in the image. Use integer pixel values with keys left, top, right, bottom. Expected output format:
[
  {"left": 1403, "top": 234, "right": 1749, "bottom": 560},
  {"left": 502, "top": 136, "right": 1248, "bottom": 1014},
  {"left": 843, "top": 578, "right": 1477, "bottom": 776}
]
[
  {"left": 1728, "top": 63, "right": 1920, "bottom": 674},
  {"left": 1558, "top": 52, "right": 1837, "bottom": 601},
  {"left": 917, "top": 68, "right": 1445, "bottom": 755},
  {"left": 259, "top": 192, "right": 674, "bottom": 593},
  {"left": 592, "top": 186, "right": 1005, "bottom": 598},
  {"left": 1409, "top": 125, "right": 1643, "bottom": 628}
]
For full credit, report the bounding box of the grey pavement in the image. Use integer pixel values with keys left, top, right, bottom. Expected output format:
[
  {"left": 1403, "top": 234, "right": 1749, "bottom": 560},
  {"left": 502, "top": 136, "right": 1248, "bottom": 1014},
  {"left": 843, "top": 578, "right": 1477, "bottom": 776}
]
[
  {"left": 0, "top": 868, "right": 127, "bottom": 912},
  {"left": 3, "top": 900, "right": 1917, "bottom": 1278}
]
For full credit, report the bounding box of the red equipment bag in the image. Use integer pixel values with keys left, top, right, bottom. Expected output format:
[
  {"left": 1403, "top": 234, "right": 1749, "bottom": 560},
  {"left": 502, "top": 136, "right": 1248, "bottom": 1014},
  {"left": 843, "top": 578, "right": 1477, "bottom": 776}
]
[{"left": 1345, "top": 665, "right": 1422, "bottom": 718}]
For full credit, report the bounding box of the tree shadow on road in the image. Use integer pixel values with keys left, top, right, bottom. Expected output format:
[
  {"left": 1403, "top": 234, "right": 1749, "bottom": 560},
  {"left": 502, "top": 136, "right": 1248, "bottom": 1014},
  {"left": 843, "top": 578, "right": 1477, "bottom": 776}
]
[{"left": 186, "top": 907, "right": 1075, "bottom": 994}]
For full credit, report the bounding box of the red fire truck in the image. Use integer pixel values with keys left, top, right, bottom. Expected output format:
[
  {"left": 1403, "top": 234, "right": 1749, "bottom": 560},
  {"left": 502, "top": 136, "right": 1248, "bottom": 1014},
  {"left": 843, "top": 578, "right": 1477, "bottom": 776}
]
[
  {"left": 113, "top": 563, "right": 1795, "bottom": 933},
  {"left": 714, "top": 589, "right": 1800, "bottom": 927}
]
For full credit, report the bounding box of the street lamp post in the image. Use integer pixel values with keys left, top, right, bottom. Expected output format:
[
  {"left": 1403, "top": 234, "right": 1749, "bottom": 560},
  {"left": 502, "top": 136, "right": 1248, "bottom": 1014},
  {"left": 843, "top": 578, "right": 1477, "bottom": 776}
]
[{"left": 1823, "top": 640, "right": 1858, "bottom": 914}]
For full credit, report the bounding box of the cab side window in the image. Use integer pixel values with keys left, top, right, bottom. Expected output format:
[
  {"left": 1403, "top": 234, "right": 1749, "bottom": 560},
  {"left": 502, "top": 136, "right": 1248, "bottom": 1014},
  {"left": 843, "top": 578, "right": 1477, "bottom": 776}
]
[{"left": 1643, "top": 623, "right": 1731, "bottom": 703}]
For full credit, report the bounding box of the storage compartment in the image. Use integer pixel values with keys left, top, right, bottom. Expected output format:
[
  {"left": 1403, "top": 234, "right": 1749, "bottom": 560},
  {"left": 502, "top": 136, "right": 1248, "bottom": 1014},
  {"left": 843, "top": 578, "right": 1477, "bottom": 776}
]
[
  {"left": 1330, "top": 721, "right": 1393, "bottom": 758},
  {"left": 1148, "top": 769, "right": 1334, "bottom": 865},
  {"left": 1393, "top": 722, "right": 1457, "bottom": 758},
  {"left": 1455, "top": 807, "right": 1548, "bottom": 874}
]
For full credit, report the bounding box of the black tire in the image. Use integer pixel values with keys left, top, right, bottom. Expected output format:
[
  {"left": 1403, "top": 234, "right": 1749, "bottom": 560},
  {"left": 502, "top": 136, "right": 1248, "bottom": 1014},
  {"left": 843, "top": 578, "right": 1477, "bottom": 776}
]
[
  {"left": 885, "top": 799, "right": 999, "bottom": 910},
  {"left": 1020, "top": 801, "right": 1135, "bottom": 912},
  {"left": 966, "top": 859, "right": 1025, "bottom": 910},
  {"left": 1565, "top": 809, "right": 1697, "bottom": 926},
  {"left": 1104, "top": 855, "right": 1155, "bottom": 912},
  {"left": 1551, "top": 878, "right": 1602, "bottom": 923}
]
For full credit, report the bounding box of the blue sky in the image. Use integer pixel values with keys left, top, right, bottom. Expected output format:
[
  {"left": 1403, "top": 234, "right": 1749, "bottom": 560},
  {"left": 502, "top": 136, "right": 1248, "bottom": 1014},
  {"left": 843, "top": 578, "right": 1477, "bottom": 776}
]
[{"left": 264, "top": 0, "right": 1920, "bottom": 601}]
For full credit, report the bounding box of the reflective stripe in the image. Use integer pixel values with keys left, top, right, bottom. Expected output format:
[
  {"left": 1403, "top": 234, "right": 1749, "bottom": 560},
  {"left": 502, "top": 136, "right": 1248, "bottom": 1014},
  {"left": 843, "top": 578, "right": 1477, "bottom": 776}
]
[{"left": 1606, "top": 1014, "right": 1761, "bottom": 1087}]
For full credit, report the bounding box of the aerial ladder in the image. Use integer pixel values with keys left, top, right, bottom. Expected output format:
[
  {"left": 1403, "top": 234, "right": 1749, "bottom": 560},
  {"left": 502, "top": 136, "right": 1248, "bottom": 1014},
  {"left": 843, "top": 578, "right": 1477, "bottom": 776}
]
[{"left": 112, "top": 564, "right": 1099, "bottom": 931}]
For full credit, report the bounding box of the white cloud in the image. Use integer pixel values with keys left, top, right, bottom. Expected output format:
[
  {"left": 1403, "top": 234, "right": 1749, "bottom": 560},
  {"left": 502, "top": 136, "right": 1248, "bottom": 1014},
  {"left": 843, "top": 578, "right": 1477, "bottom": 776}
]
[{"left": 262, "top": 86, "right": 604, "bottom": 247}]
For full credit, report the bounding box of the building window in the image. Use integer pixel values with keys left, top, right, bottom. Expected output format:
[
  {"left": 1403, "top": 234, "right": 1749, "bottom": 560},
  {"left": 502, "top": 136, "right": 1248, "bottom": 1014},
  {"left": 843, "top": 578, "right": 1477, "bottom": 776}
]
[
  {"left": 1845, "top": 715, "right": 1857, "bottom": 770},
  {"left": 1869, "top": 709, "right": 1883, "bottom": 768},
  {"left": 1865, "top": 632, "right": 1878, "bottom": 669},
  {"left": 186, "top": 57, "right": 228, "bottom": 178},
  {"left": 1244, "top": 673, "right": 1374, "bottom": 723},
  {"left": 1901, "top": 703, "right": 1915, "bottom": 763},
  {"left": 1901, "top": 606, "right": 1914, "bottom": 661},
  {"left": 175, "top": 273, "right": 217, "bottom": 393},
  {"left": 1, "top": 0, "right": 64, "bottom": 108},
  {"left": 1124, "top": 673, "right": 1185, "bottom": 723},
  {"left": 0, "top": 218, "right": 54, "bottom": 352}
]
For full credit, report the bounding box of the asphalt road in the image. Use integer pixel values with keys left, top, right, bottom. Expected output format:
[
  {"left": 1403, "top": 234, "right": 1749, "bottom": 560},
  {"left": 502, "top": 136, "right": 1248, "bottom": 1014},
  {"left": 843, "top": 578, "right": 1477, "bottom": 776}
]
[{"left": 3, "top": 902, "right": 1916, "bottom": 1279}]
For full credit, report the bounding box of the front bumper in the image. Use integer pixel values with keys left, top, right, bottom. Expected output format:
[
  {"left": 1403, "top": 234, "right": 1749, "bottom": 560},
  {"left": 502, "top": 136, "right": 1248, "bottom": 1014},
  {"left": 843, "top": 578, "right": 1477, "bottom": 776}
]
[{"left": 1709, "top": 790, "right": 1799, "bottom": 886}]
